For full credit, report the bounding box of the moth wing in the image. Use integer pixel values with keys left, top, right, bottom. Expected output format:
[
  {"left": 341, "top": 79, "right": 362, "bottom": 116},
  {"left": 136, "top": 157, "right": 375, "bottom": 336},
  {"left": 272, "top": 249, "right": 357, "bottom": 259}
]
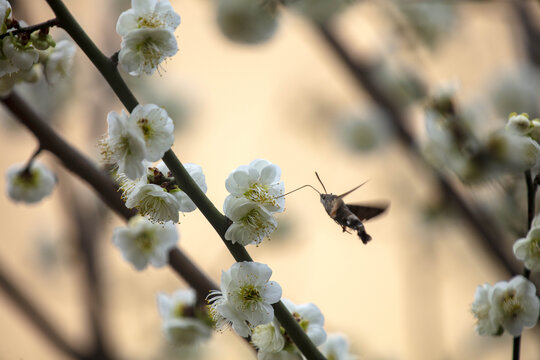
[
  {"left": 346, "top": 203, "right": 389, "bottom": 221},
  {"left": 329, "top": 200, "right": 341, "bottom": 218}
]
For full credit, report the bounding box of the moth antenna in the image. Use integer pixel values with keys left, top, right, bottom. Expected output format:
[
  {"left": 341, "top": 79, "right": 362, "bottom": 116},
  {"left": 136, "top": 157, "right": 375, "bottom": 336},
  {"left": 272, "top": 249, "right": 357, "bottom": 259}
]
[
  {"left": 275, "top": 184, "right": 321, "bottom": 199},
  {"left": 314, "top": 172, "right": 328, "bottom": 194},
  {"left": 338, "top": 180, "right": 369, "bottom": 199}
]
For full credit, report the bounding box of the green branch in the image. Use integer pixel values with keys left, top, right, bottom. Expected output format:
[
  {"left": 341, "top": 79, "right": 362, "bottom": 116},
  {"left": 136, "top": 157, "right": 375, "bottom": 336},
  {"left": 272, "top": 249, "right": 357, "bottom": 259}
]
[{"left": 43, "top": 0, "right": 326, "bottom": 358}]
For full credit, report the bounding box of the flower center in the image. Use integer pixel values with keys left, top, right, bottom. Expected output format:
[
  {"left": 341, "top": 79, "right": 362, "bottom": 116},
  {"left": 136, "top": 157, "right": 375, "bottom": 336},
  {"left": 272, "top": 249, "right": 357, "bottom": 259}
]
[
  {"left": 529, "top": 237, "right": 540, "bottom": 257},
  {"left": 147, "top": 167, "right": 179, "bottom": 193},
  {"left": 240, "top": 209, "right": 267, "bottom": 231},
  {"left": 173, "top": 303, "right": 186, "bottom": 318},
  {"left": 138, "top": 117, "right": 153, "bottom": 139},
  {"left": 292, "top": 311, "right": 309, "bottom": 331},
  {"left": 240, "top": 284, "right": 261, "bottom": 303},
  {"left": 135, "top": 230, "right": 155, "bottom": 252},
  {"left": 137, "top": 15, "right": 164, "bottom": 29},
  {"left": 14, "top": 169, "right": 39, "bottom": 188},
  {"left": 138, "top": 38, "right": 163, "bottom": 68},
  {"left": 244, "top": 182, "right": 276, "bottom": 206},
  {"left": 502, "top": 290, "right": 523, "bottom": 319}
]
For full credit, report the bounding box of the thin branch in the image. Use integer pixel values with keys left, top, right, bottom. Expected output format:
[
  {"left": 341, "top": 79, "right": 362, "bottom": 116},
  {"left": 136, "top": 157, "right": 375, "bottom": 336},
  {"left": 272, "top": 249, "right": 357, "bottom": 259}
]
[
  {"left": 42, "top": 0, "right": 328, "bottom": 358},
  {"left": 1, "top": 90, "right": 218, "bottom": 300},
  {"left": 0, "top": 18, "right": 59, "bottom": 39},
  {"left": 1, "top": 92, "right": 135, "bottom": 221},
  {"left": 316, "top": 23, "right": 521, "bottom": 278},
  {"left": 0, "top": 260, "right": 91, "bottom": 360}
]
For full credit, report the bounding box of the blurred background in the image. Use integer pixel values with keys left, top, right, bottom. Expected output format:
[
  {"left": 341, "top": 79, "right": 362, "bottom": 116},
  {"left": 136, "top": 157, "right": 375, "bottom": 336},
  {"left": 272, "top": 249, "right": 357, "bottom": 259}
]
[{"left": 1, "top": 0, "right": 540, "bottom": 359}]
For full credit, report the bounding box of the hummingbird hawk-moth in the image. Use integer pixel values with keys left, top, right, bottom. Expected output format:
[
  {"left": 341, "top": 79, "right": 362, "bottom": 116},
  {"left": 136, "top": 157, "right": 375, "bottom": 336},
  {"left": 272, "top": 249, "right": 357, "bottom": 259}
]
[{"left": 282, "top": 172, "right": 388, "bottom": 243}]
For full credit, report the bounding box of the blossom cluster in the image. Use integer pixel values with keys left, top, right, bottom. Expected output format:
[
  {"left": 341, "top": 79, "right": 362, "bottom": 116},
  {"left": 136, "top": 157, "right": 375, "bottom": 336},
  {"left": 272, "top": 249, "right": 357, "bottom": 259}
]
[
  {"left": 422, "top": 89, "right": 540, "bottom": 182},
  {"left": 471, "top": 275, "right": 539, "bottom": 337},
  {"left": 223, "top": 159, "right": 285, "bottom": 246},
  {"left": 157, "top": 288, "right": 212, "bottom": 346},
  {"left": 116, "top": 0, "right": 180, "bottom": 76},
  {"left": 0, "top": 0, "right": 76, "bottom": 95}
]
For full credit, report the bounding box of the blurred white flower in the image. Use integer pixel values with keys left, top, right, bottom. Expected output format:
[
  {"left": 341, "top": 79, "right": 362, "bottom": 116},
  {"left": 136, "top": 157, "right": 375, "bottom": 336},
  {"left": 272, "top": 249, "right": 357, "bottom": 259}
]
[
  {"left": 225, "top": 159, "right": 285, "bottom": 213},
  {"left": 252, "top": 321, "right": 285, "bottom": 353},
  {"left": 338, "top": 108, "right": 391, "bottom": 153},
  {"left": 112, "top": 215, "right": 178, "bottom": 270},
  {"left": 157, "top": 288, "right": 212, "bottom": 346},
  {"left": 208, "top": 261, "right": 282, "bottom": 337},
  {"left": 284, "top": 0, "right": 354, "bottom": 23},
  {"left": 513, "top": 224, "right": 540, "bottom": 272},
  {"left": 6, "top": 161, "right": 56, "bottom": 203},
  {"left": 506, "top": 113, "right": 532, "bottom": 136},
  {"left": 44, "top": 39, "right": 76, "bottom": 85},
  {"left": 118, "top": 27, "right": 178, "bottom": 76},
  {"left": 281, "top": 298, "right": 326, "bottom": 346},
  {"left": 0, "top": 65, "right": 40, "bottom": 96},
  {"left": 116, "top": 0, "right": 180, "bottom": 36},
  {"left": 484, "top": 131, "right": 540, "bottom": 173},
  {"left": 490, "top": 275, "right": 540, "bottom": 337},
  {"left": 0, "top": 36, "right": 39, "bottom": 77},
  {"left": 156, "top": 161, "right": 207, "bottom": 212},
  {"left": 0, "top": 0, "right": 11, "bottom": 33},
  {"left": 216, "top": 0, "right": 278, "bottom": 45},
  {"left": 224, "top": 196, "right": 277, "bottom": 246},
  {"left": 130, "top": 104, "right": 174, "bottom": 161},
  {"left": 100, "top": 110, "right": 146, "bottom": 179},
  {"left": 319, "top": 334, "right": 356, "bottom": 360},
  {"left": 471, "top": 283, "right": 501, "bottom": 336}
]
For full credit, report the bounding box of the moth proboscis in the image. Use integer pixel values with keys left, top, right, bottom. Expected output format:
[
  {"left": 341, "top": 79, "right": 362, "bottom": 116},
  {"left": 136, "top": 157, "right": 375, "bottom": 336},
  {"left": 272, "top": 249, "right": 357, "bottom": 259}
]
[{"left": 280, "top": 172, "right": 389, "bottom": 244}]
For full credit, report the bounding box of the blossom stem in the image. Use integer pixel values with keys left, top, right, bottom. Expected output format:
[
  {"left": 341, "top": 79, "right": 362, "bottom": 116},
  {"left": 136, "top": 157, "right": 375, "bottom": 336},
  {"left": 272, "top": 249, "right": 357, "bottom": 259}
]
[
  {"left": 42, "top": 1, "right": 327, "bottom": 358},
  {"left": 22, "top": 146, "right": 42, "bottom": 173},
  {"left": 0, "top": 18, "right": 59, "bottom": 39}
]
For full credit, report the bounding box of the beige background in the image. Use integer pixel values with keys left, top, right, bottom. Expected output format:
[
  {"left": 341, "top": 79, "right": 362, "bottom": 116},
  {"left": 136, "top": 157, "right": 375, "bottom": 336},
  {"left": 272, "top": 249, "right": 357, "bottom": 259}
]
[{"left": 0, "top": 1, "right": 538, "bottom": 359}]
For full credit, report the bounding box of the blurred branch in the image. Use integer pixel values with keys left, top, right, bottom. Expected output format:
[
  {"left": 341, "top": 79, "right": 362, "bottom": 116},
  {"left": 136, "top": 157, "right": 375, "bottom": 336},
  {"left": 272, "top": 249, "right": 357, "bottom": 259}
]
[
  {"left": 512, "top": 0, "right": 540, "bottom": 67},
  {"left": 316, "top": 23, "right": 521, "bottom": 277},
  {"left": 60, "top": 183, "right": 113, "bottom": 360},
  {"left": 1, "top": 91, "right": 219, "bottom": 299},
  {"left": 0, "top": 260, "right": 91, "bottom": 360}
]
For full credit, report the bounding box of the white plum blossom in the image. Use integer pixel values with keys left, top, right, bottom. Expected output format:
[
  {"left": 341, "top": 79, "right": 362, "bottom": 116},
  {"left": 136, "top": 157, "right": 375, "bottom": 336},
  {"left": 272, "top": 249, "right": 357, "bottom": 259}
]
[
  {"left": 124, "top": 180, "right": 181, "bottom": 223},
  {"left": 44, "top": 39, "right": 76, "bottom": 85},
  {"left": 489, "top": 275, "right": 540, "bottom": 337},
  {"left": 225, "top": 159, "right": 285, "bottom": 213},
  {"left": 252, "top": 321, "right": 285, "bottom": 354},
  {"left": 224, "top": 196, "right": 277, "bottom": 246},
  {"left": 157, "top": 288, "right": 212, "bottom": 346},
  {"left": 118, "top": 27, "right": 178, "bottom": 76},
  {"left": 471, "top": 283, "right": 501, "bottom": 336},
  {"left": 130, "top": 104, "right": 174, "bottom": 161},
  {"left": 112, "top": 215, "right": 177, "bottom": 270},
  {"left": 0, "top": 64, "right": 39, "bottom": 96},
  {"left": 513, "top": 218, "right": 540, "bottom": 272},
  {"left": 282, "top": 299, "right": 327, "bottom": 346},
  {"left": 117, "top": 0, "right": 180, "bottom": 36},
  {"left": 0, "top": 36, "right": 39, "bottom": 77},
  {"left": 319, "top": 334, "right": 357, "bottom": 360},
  {"left": 156, "top": 161, "right": 207, "bottom": 212},
  {"left": 484, "top": 131, "right": 540, "bottom": 173},
  {"left": 100, "top": 110, "right": 146, "bottom": 179},
  {"left": 6, "top": 161, "right": 56, "bottom": 203},
  {"left": 207, "top": 261, "right": 282, "bottom": 337}
]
